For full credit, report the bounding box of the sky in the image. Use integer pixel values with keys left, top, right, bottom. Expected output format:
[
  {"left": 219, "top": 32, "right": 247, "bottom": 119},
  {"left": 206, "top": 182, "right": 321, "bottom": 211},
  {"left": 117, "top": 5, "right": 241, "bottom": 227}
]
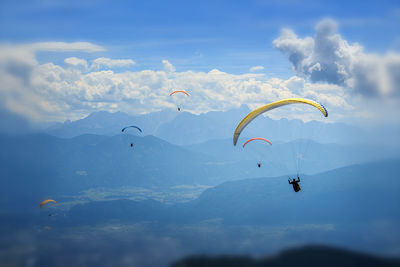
[{"left": 0, "top": 0, "right": 399, "bottom": 126}]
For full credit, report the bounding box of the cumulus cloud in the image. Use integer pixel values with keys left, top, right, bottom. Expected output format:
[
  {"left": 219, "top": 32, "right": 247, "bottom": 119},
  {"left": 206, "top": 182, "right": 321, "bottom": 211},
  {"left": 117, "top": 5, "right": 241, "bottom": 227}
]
[
  {"left": 0, "top": 42, "right": 104, "bottom": 121},
  {"left": 273, "top": 18, "right": 400, "bottom": 97},
  {"left": 90, "top": 57, "right": 136, "bottom": 71},
  {"left": 162, "top": 59, "right": 175, "bottom": 73},
  {"left": 249, "top": 66, "right": 264, "bottom": 72},
  {"left": 64, "top": 57, "right": 88, "bottom": 71},
  {"left": 0, "top": 41, "right": 348, "bottom": 122},
  {"left": 1, "top": 36, "right": 395, "bottom": 125}
]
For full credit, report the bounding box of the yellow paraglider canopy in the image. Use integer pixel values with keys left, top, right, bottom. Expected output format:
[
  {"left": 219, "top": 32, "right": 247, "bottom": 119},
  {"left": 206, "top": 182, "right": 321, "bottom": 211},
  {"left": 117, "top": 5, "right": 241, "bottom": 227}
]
[
  {"left": 233, "top": 98, "right": 328, "bottom": 146},
  {"left": 40, "top": 199, "right": 56, "bottom": 208}
]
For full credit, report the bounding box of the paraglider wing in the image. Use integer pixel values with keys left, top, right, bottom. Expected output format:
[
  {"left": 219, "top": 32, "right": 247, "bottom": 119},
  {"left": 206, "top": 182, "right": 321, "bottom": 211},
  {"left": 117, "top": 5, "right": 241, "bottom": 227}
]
[
  {"left": 40, "top": 199, "right": 56, "bottom": 208},
  {"left": 233, "top": 98, "right": 328, "bottom": 146},
  {"left": 242, "top": 137, "right": 272, "bottom": 148},
  {"left": 121, "top": 126, "right": 142, "bottom": 133},
  {"left": 169, "top": 90, "right": 190, "bottom": 96}
]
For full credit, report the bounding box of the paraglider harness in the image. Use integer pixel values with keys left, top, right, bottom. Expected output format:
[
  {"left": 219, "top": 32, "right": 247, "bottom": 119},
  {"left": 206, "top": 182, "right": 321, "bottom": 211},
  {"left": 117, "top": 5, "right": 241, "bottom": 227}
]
[{"left": 288, "top": 176, "right": 301, "bottom": 192}]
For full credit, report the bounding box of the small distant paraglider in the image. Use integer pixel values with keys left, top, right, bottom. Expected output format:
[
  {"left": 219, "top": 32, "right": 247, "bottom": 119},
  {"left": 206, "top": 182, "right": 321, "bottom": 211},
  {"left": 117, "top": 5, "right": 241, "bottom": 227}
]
[
  {"left": 40, "top": 199, "right": 57, "bottom": 220},
  {"left": 121, "top": 125, "right": 142, "bottom": 148},
  {"left": 121, "top": 126, "right": 142, "bottom": 133},
  {"left": 40, "top": 199, "right": 56, "bottom": 208},
  {"left": 170, "top": 90, "right": 189, "bottom": 111},
  {"left": 242, "top": 137, "right": 272, "bottom": 147},
  {"left": 242, "top": 138, "right": 272, "bottom": 168}
]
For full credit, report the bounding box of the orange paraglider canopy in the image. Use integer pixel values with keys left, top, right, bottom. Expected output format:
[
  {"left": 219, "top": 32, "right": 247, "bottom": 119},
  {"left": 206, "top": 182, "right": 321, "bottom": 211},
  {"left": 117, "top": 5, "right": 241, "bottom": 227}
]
[
  {"left": 169, "top": 90, "right": 189, "bottom": 96},
  {"left": 40, "top": 199, "right": 56, "bottom": 208},
  {"left": 242, "top": 137, "right": 272, "bottom": 148}
]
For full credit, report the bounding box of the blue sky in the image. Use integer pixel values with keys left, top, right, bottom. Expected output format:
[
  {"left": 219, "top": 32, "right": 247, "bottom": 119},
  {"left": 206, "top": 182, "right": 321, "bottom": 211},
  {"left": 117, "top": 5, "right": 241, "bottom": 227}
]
[
  {"left": 0, "top": 0, "right": 399, "bottom": 125},
  {"left": 1, "top": 0, "right": 398, "bottom": 74}
]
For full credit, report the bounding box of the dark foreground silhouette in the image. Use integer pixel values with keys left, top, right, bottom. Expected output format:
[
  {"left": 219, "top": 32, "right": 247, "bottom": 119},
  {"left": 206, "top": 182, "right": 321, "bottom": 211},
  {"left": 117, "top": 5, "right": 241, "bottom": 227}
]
[{"left": 171, "top": 245, "right": 400, "bottom": 267}]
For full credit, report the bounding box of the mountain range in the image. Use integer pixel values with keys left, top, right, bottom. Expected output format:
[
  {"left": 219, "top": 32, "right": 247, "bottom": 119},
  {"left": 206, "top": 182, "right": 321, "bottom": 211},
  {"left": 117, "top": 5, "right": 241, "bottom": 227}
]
[
  {"left": 3, "top": 106, "right": 399, "bottom": 146},
  {"left": 171, "top": 245, "right": 400, "bottom": 267},
  {"left": 65, "top": 159, "right": 400, "bottom": 226},
  {"left": 38, "top": 107, "right": 372, "bottom": 145},
  {"left": 1, "top": 132, "right": 399, "bottom": 214}
]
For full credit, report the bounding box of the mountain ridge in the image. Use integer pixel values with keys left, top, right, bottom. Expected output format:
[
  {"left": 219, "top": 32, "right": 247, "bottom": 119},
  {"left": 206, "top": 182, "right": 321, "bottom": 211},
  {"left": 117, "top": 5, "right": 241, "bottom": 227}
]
[{"left": 41, "top": 107, "right": 366, "bottom": 145}]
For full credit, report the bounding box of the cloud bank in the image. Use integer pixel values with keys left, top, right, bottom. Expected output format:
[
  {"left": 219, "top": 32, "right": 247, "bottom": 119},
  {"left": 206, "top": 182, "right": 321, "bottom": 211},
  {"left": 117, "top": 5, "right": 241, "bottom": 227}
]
[
  {"left": 0, "top": 43, "right": 347, "bottom": 122},
  {"left": 273, "top": 18, "right": 400, "bottom": 97},
  {"left": 0, "top": 20, "right": 399, "bottom": 125}
]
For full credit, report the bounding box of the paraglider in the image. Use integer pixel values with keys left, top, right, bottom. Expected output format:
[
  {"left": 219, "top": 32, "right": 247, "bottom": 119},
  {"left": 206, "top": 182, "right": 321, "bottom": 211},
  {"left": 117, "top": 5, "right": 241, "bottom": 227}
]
[
  {"left": 170, "top": 90, "right": 189, "bottom": 111},
  {"left": 121, "top": 126, "right": 142, "bottom": 133},
  {"left": 40, "top": 199, "right": 56, "bottom": 208},
  {"left": 40, "top": 199, "right": 57, "bottom": 220},
  {"left": 242, "top": 138, "right": 272, "bottom": 147},
  {"left": 169, "top": 90, "right": 190, "bottom": 96},
  {"left": 233, "top": 98, "right": 328, "bottom": 146},
  {"left": 242, "top": 138, "right": 272, "bottom": 168},
  {"left": 288, "top": 176, "right": 301, "bottom": 192},
  {"left": 121, "top": 125, "right": 142, "bottom": 148},
  {"left": 233, "top": 98, "right": 328, "bottom": 189}
]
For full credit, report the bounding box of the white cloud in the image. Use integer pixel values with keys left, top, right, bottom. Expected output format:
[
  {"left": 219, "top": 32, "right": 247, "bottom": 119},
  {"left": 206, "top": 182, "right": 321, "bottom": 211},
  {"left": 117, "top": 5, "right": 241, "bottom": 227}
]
[
  {"left": 0, "top": 42, "right": 104, "bottom": 121},
  {"left": 29, "top": 42, "right": 105, "bottom": 52},
  {"left": 90, "top": 57, "right": 136, "bottom": 70},
  {"left": 0, "top": 35, "right": 398, "bottom": 127},
  {"left": 64, "top": 57, "right": 88, "bottom": 71},
  {"left": 249, "top": 66, "right": 264, "bottom": 72},
  {"left": 0, "top": 42, "right": 349, "bottom": 122},
  {"left": 162, "top": 59, "right": 175, "bottom": 73},
  {"left": 273, "top": 18, "right": 400, "bottom": 97},
  {"left": 32, "top": 61, "right": 352, "bottom": 122}
]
